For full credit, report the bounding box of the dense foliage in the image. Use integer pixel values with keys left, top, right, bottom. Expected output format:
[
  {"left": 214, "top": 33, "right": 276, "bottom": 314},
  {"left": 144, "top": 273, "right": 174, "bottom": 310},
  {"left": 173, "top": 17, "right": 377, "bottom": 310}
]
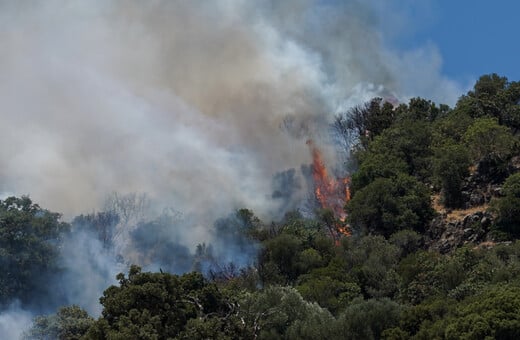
[
  {"left": 0, "top": 196, "right": 69, "bottom": 309},
  {"left": 8, "top": 74, "right": 520, "bottom": 339}
]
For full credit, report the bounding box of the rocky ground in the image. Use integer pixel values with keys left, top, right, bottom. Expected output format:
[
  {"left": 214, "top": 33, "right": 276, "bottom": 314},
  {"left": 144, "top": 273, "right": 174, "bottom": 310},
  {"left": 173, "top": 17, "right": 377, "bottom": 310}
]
[{"left": 426, "top": 156, "right": 520, "bottom": 253}]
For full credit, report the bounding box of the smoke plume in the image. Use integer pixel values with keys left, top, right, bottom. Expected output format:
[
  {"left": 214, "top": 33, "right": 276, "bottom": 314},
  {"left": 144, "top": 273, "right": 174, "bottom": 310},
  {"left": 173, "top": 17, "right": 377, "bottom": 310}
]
[{"left": 0, "top": 0, "right": 461, "bottom": 224}]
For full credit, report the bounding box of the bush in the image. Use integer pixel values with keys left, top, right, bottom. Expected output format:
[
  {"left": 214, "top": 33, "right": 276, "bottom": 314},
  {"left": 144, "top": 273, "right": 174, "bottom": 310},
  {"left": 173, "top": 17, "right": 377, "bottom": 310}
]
[
  {"left": 346, "top": 174, "right": 433, "bottom": 237},
  {"left": 492, "top": 173, "right": 520, "bottom": 236},
  {"left": 432, "top": 143, "right": 471, "bottom": 208}
]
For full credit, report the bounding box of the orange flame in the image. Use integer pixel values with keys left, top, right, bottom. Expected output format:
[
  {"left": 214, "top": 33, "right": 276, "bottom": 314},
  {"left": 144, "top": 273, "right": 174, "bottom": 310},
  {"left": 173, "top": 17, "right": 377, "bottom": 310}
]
[{"left": 307, "top": 140, "right": 351, "bottom": 240}]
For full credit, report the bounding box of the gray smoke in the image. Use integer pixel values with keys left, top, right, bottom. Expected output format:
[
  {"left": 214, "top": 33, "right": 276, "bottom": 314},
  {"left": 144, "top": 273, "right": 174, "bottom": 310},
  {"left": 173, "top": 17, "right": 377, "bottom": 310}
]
[
  {"left": 0, "top": 0, "right": 461, "bottom": 225},
  {"left": 0, "top": 302, "right": 33, "bottom": 339}
]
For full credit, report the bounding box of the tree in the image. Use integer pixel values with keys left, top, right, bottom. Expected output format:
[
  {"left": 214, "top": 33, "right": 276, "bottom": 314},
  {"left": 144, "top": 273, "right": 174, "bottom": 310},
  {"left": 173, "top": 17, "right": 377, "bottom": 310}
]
[
  {"left": 103, "top": 192, "right": 149, "bottom": 227},
  {"left": 297, "top": 275, "right": 361, "bottom": 315},
  {"left": 395, "top": 97, "right": 449, "bottom": 122},
  {"left": 334, "top": 98, "right": 395, "bottom": 149},
  {"left": 208, "top": 209, "right": 262, "bottom": 271},
  {"left": 389, "top": 298, "right": 456, "bottom": 339},
  {"left": 431, "top": 110, "right": 474, "bottom": 146},
  {"left": 432, "top": 143, "right": 471, "bottom": 208},
  {"left": 0, "top": 196, "right": 69, "bottom": 307},
  {"left": 398, "top": 250, "right": 445, "bottom": 304},
  {"left": 464, "top": 117, "right": 517, "bottom": 163},
  {"left": 130, "top": 214, "right": 194, "bottom": 274},
  {"left": 237, "top": 286, "right": 336, "bottom": 340},
  {"left": 491, "top": 172, "right": 520, "bottom": 236},
  {"left": 258, "top": 233, "right": 303, "bottom": 284},
  {"left": 339, "top": 235, "right": 401, "bottom": 299},
  {"left": 86, "top": 266, "right": 234, "bottom": 339},
  {"left": 350, "top": 153, "right": 408, "bottom": 194},
  {"left": 346, "top": 174, "right": 433, "bottom": 237},
  {"left": 365, "top": 120, "right": 433, "bottom": 180},
  {"left": 24, "top": 305, "right": 94, "bottom": 340},
  {"left": 334, "top": 298, "right": 403, "bottom": 340},
  {"left": 72, "top": 211, "right": 119, "bottom": 248},
  {"left": 456, "top": 74, "right": 520, "bottom": 130},
  {"left": 444, "top": 285, "right": 520, "bottom": 340}
]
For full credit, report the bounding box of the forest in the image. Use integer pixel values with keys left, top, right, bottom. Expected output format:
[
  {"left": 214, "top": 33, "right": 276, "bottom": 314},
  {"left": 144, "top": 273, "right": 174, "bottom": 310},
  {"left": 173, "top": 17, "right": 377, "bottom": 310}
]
[{"left": 3, "top": 73, "right": 520, "bottom": 339}]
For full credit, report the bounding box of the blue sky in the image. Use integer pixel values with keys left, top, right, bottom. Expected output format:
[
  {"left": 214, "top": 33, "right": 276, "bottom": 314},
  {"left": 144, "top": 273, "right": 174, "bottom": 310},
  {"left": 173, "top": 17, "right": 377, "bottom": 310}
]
[{"left": 384, "top": 1, "right": 520, "bottom": 84}]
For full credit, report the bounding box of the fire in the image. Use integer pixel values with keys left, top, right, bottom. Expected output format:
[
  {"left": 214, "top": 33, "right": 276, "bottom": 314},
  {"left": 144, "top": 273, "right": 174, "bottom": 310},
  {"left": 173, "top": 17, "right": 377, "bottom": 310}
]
[{"left": 307, "top": 140, "right": 351, "bottom": 240}]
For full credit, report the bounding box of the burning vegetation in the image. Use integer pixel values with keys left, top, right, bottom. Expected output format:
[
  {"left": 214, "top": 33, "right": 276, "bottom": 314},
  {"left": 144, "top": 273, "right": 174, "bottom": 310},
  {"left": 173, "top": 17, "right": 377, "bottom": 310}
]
[{"left": 307, "top": 139, "right": 351, "bottom": 240}]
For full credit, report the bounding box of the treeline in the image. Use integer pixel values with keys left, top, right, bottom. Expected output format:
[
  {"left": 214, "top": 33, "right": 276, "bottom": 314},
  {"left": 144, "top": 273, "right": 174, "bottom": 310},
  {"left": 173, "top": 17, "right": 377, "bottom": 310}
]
[{"left": 3, "top": 73, "right": 520, "bottom": 339}]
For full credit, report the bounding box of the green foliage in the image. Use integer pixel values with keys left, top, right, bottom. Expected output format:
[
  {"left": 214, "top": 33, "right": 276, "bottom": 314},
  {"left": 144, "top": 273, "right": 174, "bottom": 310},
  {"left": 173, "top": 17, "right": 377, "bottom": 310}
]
[
  {"left": 456, "top": 73, "right": 520, "bottom": 129},
  {"left": 339, "top": 235, "right": 401, "bottom": 299},
  {"left": 24, "top": 305, "right": 94, "bottom": 340},
  {"left": 297, "top": 275, "right": 361, "bottom": 315},
  {"left": 0, "top": 196, "right": 69, "bottom": 307},
  {"left": 395, "top": 97, "right": 449, "bottom": 122},
  {"left": 431, "top": 110, "right": 474, "bottom": 146},
  {"left": 346, "top": 174, "right": 433, "bottom": 236},
  {"left": 86, "top": 266, "right": 234, "bottom": 339},
  {"left": 398, "top": 250, "right": 444, "bottom": 304},
  {"left": 350, "top": 153, "right": 409, "bottom": 194},
  {"left": 259, "top": 233, "right": 303, "bottom": 284},
  {"left": 334, "top": 298, "right": 403, "bottom": 340},
  {"left": 432, "top": 143, "right": 471, "bottom": 208},
  {"left": 445, "top": 285, "right": 520, "bottom": 340},
  {"left": 492, "top": 173, "right": 520, "bottom": 236},
  {"left": 366, "top": 120, "right": 433, "bottom": 179},
  {"left": 238, "top": 286, "right": 336, "bottom": 340},
  {"left": 389, "top": 229, "right": 422, "bottom": 258},
  {"left": 334, "top": 97, "right": 395, "bottom": 149},
  {"left": 394, "top": 297, "right": 456, "bottom": 339},
  {"left": 464, "top": 117, "right": 517, "bottom": 162}
]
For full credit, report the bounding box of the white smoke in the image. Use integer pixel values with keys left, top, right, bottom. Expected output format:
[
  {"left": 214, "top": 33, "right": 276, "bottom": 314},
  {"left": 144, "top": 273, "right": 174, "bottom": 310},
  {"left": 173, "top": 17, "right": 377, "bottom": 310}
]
[
  {"left": 0, "top": 1, "right": 462, "bottom": 227},
  {"left": 0, "top": 302, "right": 33, "bottom": 339}
]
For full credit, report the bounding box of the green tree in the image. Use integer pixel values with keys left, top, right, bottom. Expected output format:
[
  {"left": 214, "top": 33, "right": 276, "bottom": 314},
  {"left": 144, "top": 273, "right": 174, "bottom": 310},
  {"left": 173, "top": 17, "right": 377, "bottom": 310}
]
[
  {"left": 237, "top": 286, "right": 336, "bottom": 340},
  {"left": 389, "top": 229, "right": 422, "bottom": 258},
  {"left": 445, "top": 285, "right": 520, "bottom": 340},
  {"left": 398, "top": 250, "right": 445, "bottom": 304},
  {"left": 334, "top": 298, "right": 403, "bottom": 340},
  {"left": 395, "top": 97, "right": 449, "bottom": 122},
  {"left": 297, "top": 275, "right": 361, "bottom": 315},
  {"left": 431, "top": 110, "right": 474, "bottom": 146},
  {"left": 456, "top": 73, "right": 520, "bottom": 129},
  {"left": 258, "top": 233, "right": 303, "bottom": 284},
  {"left": 346, "top": 174, "right": 433, "bottom": 237},
  {"left": 464, "top": 117, "right": 517, "bottom": 163},
  {"left": 339, "top": 235, "right": 401, "bottom": 299},
  {"left": 334, "top": 98, "right": 395, "bottom": 149},
  {"left": 0, "top": 196, "right": 69, "bottom": 307},
  {"left": 350, "top": 153, "right": 409, "bottom": 194},
  {"left": 364, "top": 120, "right": 433, "bottom": 180},
  {"left": 491, "top": 173, "right": 520, "bottom": 236},
  {"left": 432, "top": 143, "right": 471, "bottom": 208},
  {"left": 24, "top": 305, "right": 94, "bottom": 340},
  {"left": 391, "top": 298, "right": 456, "bottom": 339},
  {"left": 86, "top": 266, "right": 234, "bottom": 339}
]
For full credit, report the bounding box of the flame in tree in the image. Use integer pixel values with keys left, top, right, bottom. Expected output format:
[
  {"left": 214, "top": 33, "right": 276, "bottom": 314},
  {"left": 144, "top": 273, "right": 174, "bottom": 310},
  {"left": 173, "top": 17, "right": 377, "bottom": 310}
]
[{"left": 307, "top": 140, "right": 351, "bottom": 240}]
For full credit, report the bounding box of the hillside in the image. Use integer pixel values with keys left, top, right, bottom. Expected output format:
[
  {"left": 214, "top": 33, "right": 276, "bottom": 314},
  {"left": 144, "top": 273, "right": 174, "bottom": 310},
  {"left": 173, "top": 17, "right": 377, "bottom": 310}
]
[{"left": 3, "top": 73, "right": 520, "bottom": 339}]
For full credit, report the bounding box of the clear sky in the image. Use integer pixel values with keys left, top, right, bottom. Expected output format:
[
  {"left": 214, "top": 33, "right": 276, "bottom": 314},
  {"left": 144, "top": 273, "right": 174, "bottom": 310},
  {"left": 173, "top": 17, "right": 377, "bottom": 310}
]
[{"left": 386, "top": 1, "right": 520, "bottom": 84}]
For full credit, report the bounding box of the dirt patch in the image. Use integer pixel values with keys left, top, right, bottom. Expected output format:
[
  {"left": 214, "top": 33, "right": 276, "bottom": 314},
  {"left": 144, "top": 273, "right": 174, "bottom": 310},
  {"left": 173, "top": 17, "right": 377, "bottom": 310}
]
[{"left": 431, "top": 194, "right": 489, "bottom": 222}]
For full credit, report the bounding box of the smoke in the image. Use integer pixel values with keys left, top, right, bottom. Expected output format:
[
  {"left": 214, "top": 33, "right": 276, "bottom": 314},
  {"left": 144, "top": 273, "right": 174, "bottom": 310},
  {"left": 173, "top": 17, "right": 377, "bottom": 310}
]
[
  {"left": 0, "top": 302, "right": 33, "bottom": 339},
  {"left": 0, "top": 0, "right": 462, "bottom": 225},
  {"left": 56, "top": 229, "right": 123, "bottom": 316}
]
